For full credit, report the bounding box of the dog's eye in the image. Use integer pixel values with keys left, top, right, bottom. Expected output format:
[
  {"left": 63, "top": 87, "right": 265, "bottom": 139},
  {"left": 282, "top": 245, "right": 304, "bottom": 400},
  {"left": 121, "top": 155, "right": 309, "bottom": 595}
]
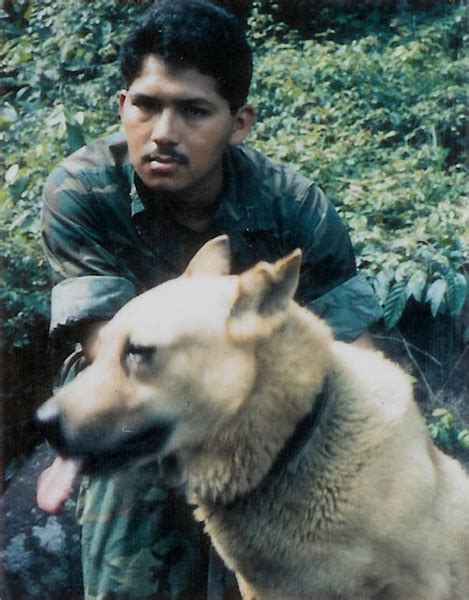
[{"left": 124, "top": 343, "right": 156, "bottom": 371}]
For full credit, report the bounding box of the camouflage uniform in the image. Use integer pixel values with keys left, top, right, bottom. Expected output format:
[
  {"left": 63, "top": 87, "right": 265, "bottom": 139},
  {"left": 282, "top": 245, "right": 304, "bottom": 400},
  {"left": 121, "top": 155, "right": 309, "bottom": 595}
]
[{"left": 41, "top": 131, "right": 382, "bottom": 599}]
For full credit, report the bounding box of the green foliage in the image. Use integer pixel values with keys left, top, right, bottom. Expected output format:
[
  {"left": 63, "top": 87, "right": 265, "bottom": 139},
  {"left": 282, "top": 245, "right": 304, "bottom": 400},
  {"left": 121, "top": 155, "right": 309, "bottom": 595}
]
[
  {"left": 0, "top": 1, "right": 467, "bottom": 351},
  {"left": 1, "top": 0, "right": 149, "bottom": 347},
  {"left": 428, "top": 408, "right": 469, "bottom": 454},
  {"left": 248, "top": 7, "right": 467, "bottom": 328}
]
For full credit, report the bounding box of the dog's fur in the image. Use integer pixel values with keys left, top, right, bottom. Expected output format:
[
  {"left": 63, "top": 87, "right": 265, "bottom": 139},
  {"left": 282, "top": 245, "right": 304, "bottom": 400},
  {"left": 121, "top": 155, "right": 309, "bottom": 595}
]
[{"left": 38, "top": 236, "right": 469, "bottom": 599}]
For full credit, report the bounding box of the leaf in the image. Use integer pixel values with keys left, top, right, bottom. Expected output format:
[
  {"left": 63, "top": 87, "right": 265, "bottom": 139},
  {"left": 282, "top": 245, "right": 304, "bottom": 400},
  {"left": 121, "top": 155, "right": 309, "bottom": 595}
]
[
  {"left": 4, "top": 458, "right": 19, "bottom": 484},
  {"left": 445, "top": 270, "right": 467, "bottom": 315},
  {"left": 9, "top": 210, "right": 37, "bottom": 233},
  {"left": 406, "top": 269, "right": 427, "bottom": 302},
  {"left": 372, "top": 269, "right": 395, "bottom": 305},
  {"left": 5, "top": 164, "right": 19, "bottom": 183},
  {"left": 428, "top": 424, "right": 438, "bottom": 440},
  {"left": 383, "top": 280, "right": 407, "bottom": 329},
  {"left": 23, "top": 0, "right": 34, "bottom": 22},
  {"left": 9, "top": 175, "right": 29, "bottom": 200},
  {"left": 66, "top": 117, "right": 86, "bottom": 152},
  {"left": 0, "top": 103, "right": 18, "bottom": 128},
  {"left": 425, "top": 279, "right": 447, "bottom": 317},
  {"left": 457, "top": 429, "right": 469, "bottom": 450},
  {"left": 438, "top": 428, "right": 450, "bottom": 445}
]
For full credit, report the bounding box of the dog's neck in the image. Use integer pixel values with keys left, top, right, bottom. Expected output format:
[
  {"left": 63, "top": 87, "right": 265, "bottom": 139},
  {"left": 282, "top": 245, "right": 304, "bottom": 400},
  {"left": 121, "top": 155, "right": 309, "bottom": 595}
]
[{"left": 184, "top": 305, "right": 333, "bottom": 506}]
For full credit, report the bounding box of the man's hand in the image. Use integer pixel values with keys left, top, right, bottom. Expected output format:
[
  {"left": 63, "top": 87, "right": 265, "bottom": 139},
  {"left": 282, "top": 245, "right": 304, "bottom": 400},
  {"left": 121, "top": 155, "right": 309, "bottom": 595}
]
[
  {"left": 37, "top": 455, "right": 82, "bottom": 513},
  {"left": 78, "top": 319, "right": 109, "bottom": 363}
]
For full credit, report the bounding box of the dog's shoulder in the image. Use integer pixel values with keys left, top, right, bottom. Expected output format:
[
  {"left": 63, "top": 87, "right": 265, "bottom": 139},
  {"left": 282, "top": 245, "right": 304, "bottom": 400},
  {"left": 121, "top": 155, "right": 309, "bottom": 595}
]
[{"left": 328, "top": 342, "right": 416, "bottom": 434}]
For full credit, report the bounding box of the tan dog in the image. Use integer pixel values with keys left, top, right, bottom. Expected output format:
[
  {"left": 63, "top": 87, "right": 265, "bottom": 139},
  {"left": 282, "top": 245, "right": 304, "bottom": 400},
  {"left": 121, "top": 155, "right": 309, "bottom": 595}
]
[{"left": 37, "top": 236, "right": 469, "bottom": 599}]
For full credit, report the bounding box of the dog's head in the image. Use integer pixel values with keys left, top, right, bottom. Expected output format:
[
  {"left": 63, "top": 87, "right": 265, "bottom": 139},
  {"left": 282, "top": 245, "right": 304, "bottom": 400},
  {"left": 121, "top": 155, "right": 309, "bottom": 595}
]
[{"left": 36, "top": 236, "right": 302, "bottom": 474}]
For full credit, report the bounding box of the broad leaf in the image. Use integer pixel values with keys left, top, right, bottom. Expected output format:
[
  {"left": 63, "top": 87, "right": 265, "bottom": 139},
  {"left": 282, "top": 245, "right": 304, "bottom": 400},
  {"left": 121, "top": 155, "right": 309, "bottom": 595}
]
[
  {"left": 425, "top": 279, "right": 447, "bottom": 317},
  {"left": 406, "top": 269, "right": 427, "bottom": 302},
  {"left": 445, "top": 270, "right": 467, "bottom": 315},
  {"left": 383, "top": 280, "right": 407, "bottom": 329},
  {"left": 372, "top": 270, "right": 394, "bottom": 305}
]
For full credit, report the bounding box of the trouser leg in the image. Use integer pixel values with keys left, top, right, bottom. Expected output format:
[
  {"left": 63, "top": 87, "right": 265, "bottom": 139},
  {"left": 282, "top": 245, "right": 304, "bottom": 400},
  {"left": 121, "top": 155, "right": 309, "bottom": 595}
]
[{"left": 77, "top": 462, "right": 208, "bottom": 600}]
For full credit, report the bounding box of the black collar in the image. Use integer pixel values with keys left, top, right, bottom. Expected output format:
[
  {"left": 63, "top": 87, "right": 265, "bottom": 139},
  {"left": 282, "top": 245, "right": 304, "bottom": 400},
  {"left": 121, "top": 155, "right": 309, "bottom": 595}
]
[
  {"left": 215, "top": 380, "right": 328, "bottom": 508},
  {"left": 268, "top": 381, "right": 328, "bottom": 480}
]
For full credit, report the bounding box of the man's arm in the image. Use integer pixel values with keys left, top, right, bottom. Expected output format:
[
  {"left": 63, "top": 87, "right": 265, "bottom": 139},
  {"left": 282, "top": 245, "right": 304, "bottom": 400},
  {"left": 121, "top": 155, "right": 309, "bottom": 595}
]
[
  {"left": 38, "top": 162, "right": 135, "bottom": 513},
  {"left": 41, "top": 164, "right": 137, "bottom": 337},
  {"left": 37, "top": 320, "right": 109, "bottom": 513},
  {"left": 285, "top": 185, "right": 382, "bottom": 343}
]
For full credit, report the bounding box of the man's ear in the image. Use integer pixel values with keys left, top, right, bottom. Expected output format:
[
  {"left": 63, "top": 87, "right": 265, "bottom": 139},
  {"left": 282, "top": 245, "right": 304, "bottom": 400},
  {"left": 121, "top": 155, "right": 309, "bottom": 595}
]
[
  {"left": 229, "top": 105, "right": 255, "bottom": 146},
  {"left": 118, "top": 90, "right": 127, "bottom": 116},
  {"left": 184, "top": 235, "right": 232, "bottom": 277},
  {"left": 228, "top": 249, "right": 302, "bottom": 341}
]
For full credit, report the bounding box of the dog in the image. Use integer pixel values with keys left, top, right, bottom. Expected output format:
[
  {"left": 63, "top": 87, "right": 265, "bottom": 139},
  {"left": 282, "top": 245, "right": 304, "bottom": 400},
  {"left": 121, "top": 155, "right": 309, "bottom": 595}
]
[{"left": 37, "top": 235, "right": 469, "bottom": 599}]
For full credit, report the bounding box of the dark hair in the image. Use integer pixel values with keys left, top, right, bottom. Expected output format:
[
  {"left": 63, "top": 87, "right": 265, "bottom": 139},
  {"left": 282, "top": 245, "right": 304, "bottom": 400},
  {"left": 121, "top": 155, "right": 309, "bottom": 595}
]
[{"left": 119, "top": 0, "right": 253, "bottom": 112}]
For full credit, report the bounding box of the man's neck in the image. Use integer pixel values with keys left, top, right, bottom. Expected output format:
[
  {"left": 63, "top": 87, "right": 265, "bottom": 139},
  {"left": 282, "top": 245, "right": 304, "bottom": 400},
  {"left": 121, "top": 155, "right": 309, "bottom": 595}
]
[
  {"left": 169, "top": 202, "right": 219, "bottom": 232},
  {"left": 136, "top": 161, "right": 225, "bottom": 232}
]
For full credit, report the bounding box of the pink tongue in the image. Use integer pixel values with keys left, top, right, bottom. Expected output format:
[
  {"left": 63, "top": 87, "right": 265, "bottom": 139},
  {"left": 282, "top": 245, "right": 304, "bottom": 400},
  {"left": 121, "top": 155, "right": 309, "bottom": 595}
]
[{"left": 36, "top": 456, "right": 83, "bottom": 513}]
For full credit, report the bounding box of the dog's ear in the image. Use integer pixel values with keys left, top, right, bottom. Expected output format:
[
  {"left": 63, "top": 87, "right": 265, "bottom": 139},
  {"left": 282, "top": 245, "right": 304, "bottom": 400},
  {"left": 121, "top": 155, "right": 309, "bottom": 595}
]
[
  {"left": 228, "top": 249, "right": 301, "bottom": 341},
  {"left": 184, "top": 235, "right": 231, "bottom": 277}
]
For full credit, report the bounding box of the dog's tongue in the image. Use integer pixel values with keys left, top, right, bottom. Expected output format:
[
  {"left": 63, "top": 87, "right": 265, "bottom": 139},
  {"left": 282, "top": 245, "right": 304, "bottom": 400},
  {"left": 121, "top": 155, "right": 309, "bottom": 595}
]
[{"left": 36, "top": 456, "right": 83, "bottom": 513}]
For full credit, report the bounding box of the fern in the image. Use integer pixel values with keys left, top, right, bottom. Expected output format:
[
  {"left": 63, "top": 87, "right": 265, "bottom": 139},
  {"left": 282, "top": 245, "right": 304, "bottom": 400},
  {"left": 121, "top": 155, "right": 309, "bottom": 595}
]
[{"left": 383, "top": 280, "right": 407, "bottom": 329}]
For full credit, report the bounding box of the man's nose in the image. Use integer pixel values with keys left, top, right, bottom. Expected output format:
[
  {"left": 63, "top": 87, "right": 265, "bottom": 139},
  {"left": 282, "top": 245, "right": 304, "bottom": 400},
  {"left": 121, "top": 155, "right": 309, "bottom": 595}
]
[{"left": 151, "top": 109, "right": 180, "bottom": 145}]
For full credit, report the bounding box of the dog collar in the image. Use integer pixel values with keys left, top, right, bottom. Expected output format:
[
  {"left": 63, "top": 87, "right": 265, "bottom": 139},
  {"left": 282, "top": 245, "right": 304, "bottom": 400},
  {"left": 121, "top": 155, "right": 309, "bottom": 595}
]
[
  {"left": 214, "top": 380, "right": 328, "bottom": 508},
  {"left": 268, "top": 381, "right": 328, "bottom": 479}
]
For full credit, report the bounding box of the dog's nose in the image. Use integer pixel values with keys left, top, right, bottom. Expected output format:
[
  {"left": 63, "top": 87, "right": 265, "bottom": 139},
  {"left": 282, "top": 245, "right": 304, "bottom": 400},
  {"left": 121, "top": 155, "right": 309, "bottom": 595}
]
[
  {"left": 35, "top": 402, "right": 68, "bottom": 454},
  {"left": 36, "top": 401, "right": 59, "bottom": 424}
]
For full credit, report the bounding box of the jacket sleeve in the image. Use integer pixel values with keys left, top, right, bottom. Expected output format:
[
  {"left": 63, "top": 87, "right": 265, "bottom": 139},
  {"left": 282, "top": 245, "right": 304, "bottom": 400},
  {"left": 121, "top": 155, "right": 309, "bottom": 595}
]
[
  {"left": 287, "top": 184, "right": 382, "bottom": 342},
  {"left": 41, "top": 166, "right": 136, "bottom": 336}
]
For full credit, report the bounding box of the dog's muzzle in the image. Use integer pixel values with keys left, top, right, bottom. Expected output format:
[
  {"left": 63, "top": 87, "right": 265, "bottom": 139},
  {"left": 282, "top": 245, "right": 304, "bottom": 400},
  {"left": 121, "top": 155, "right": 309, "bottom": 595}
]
[{"left": 35, "top": 403, "right": 173, "bottom": 474}]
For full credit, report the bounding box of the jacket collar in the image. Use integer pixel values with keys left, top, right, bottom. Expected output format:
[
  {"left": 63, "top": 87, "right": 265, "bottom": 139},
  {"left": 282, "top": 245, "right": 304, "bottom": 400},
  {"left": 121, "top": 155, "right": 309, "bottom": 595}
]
[{"left": 123, "top": 144, "right": 276, "bottom": 233}]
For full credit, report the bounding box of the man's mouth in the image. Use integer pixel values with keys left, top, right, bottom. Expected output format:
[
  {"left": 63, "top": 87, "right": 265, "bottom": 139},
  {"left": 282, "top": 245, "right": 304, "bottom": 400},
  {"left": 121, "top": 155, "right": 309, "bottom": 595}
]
[
  {"left": 144, "top": 149, "right": 189, "bottom": 168},
  {"left": 149, "top": 155, "right": 180, "bottom": 164},
  {"left": 148, "top": 161, "right": 177, "bottom": 175}
]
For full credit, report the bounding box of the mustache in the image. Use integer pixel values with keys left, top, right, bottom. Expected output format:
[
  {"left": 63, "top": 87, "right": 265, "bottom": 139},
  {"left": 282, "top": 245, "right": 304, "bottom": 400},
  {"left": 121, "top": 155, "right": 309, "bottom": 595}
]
[{"left": 143, "top": 146, "right": 189, "bottom": 165}]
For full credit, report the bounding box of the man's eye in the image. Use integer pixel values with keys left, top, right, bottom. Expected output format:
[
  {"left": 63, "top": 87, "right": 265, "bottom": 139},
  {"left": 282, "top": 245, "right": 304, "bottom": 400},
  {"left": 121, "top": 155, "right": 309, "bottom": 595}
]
[
  {"left": 135, "top": 99, "right": 159, "bottom": 112},
  {"left": 124, "top": 343, "right": 156, "bottom": 371},
  {"left": 184, "top": 106, "right": 209, "bottom": 118}
]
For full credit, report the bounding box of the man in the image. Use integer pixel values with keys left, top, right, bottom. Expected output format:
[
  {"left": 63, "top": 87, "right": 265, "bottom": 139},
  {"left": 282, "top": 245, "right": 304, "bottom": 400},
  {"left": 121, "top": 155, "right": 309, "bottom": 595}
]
[{"left": 37, "top": 1, "right": 382, "bottom": 598}]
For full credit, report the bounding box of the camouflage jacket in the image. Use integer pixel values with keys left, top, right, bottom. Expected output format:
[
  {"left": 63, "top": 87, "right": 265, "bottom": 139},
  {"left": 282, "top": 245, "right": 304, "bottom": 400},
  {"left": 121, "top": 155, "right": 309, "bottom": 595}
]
[{"left": 41, "top": 131, "right": 381, "bottom": 343}]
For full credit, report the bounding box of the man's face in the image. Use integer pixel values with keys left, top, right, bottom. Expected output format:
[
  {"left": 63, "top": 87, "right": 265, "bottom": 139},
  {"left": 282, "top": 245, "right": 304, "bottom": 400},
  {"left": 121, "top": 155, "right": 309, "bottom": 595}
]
[{"left": 119, "top": 55, "right": 252, "bottom": 203}]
